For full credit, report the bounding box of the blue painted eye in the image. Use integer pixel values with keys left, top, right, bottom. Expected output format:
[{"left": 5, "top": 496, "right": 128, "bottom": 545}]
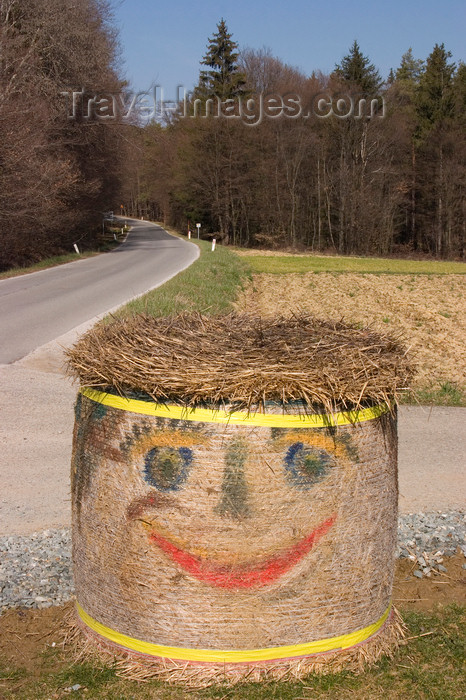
[
  {"left": 143, "top": 447, "right": 192, "bottom": 491},
  {"left": 284, "top": 442, "right": 334, "bottom": 489}
]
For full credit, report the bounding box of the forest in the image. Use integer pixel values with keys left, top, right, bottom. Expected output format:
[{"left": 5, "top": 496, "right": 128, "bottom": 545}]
[
  {"left": 0, "top": 0, "right": 127, "bottom": 269},
  {"left": 1, "top": 7, "right": 464, "bottom": 270}
]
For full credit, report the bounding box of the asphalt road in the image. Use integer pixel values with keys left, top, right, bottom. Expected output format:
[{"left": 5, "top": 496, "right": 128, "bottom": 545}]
[{"left": 0, "top": 219, "right": 198, "bottom": 364}]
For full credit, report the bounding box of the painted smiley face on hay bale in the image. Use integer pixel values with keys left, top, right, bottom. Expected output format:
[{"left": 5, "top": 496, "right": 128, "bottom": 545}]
[{"left": 72, "top": 394, "right": 397, "bottom": 650}]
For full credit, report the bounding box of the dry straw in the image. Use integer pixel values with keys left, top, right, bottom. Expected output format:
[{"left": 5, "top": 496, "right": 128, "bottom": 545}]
[
  {"left": 65, "top": 606, "right": 406, "bottom": 687},
  {"left": 67, "top": 312, "right": 411, "bottom": 685},
  {"left": 66, "top": 312, "right": 413, "bottom": 413}
]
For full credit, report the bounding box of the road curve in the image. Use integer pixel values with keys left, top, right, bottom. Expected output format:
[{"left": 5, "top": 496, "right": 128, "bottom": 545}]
[{"left": 0, "top": 219, "right": 198, "bottom": 364}]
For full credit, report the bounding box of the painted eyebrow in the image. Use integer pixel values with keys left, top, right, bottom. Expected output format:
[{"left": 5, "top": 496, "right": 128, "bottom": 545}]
[
  {"left": 120, "top": 427, "right": 209, "bottom": 453},
  {"left": 271, "top": 432, "right": 335, "bottom": 447},
  {"left": 270, "top": 432, "right": 354, "bottom": 460},
  {"left": 142, "top": 432, "right": 208, "bottom": 447}
]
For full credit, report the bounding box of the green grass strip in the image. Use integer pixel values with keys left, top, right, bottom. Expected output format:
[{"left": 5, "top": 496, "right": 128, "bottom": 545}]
[
  {"left": 0, "top": 252, "right": 94, "bottom": 280},
  {"left": 117, "top": 238, "right": 252, "bottom": 318},
  {"left": 244, "top": 254, "right": 466, "bottom": 275},
  {"left": 402, "top": 381, "right": 465, "bottom": 407},
  {"left": 0, "top": 605, "right": 463, "bottom": 699},
  {"left": 0, "top": 239, "right": 126, "bottom": 280}
]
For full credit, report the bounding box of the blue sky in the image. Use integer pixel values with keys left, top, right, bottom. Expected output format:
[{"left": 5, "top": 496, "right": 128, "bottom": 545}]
[{"left": 112, "top": 0, "right": 465, "bottom": 96}]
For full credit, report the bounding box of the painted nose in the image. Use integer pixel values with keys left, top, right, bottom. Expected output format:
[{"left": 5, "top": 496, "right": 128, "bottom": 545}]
[{"left": 216, "top": 438, "right": 251, "bottom": 520}]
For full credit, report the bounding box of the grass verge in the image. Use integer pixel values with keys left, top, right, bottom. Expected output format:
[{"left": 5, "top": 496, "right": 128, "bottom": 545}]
[
  {"left": 0, "top": 228, "right": 128, "bottom": 280},
  {"left": 0, "top": 605, "right": 463, "bottom": 699},
  {"left": 116, "top": 237, "right": 251, "bottom": 318},
  {"left": 0, "top": 252, "right": 102, "bottom": 280},
  {"left": 402, "top": 381, "right": 465, "bottom": 407},
  {"left": 242, "top": 254, "right": 466, "bottom": 275}
]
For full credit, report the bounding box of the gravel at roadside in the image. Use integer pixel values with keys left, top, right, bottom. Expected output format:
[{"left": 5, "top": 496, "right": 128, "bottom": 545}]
[{"left": 1, "top": 512, "right": 465, "bottom": 612}]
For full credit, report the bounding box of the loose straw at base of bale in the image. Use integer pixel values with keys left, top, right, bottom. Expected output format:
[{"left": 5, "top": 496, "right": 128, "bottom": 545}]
[
  {"left": 65, "top": 606, "right": 406, "bottom": 688},
  {"left": 66, "top": 312, "right": 413, "bottom": 414}
]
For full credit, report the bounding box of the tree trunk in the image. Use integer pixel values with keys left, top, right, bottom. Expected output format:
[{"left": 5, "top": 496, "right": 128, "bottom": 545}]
[{"left": 437, "top": 143, "right": 444, "bottom": 256}]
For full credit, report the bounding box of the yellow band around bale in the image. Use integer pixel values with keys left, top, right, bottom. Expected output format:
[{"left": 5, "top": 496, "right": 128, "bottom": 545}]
[
  {"left": 76, "top": 602, "right": 391, "bottom": 663},
  {"left": 80, "top": 387, "right": 389, "bottom": 428}
]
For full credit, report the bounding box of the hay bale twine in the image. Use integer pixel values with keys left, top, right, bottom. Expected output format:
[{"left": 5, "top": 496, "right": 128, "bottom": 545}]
[{"left": 67, "top": 313, "right": 412, "bottom": 684}]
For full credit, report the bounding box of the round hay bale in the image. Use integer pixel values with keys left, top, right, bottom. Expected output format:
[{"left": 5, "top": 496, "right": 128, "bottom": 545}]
[{"left": 67, "top": 313, "right": 411, "bottom": 683}]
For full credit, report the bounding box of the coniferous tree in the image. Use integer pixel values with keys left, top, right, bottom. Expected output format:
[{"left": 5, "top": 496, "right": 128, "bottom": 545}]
[
  {"left": 183, "top": 20, "right": 249, "bottom": 242},
  {"left": 390, "top": 49, "right": 425, "bottom": 248},
  {"left": 334, "top": 40, "right": 382, "bottom": 94},
  {"left": 415, "top": 44, "right": 456, "bottom": 255},
  {"left": 452, "top": 62, "right": 466, "bottom": 133},
  {"left": 331, "top": 42, "right": 384, "bottom": 252},
  {"left": 416, "top": 43, "right": 455, "bottom": 133},
  {"left": 138, "top": 35, "right": 464, "bottom": 259},
  {"left": 197, "top": 19, "right": 246, "bottom": 100},
  {"left": 396, "top": 48, "right": 424, "bottom": 88},
  {"left": 451, "top": 63, "right": 466, "bottom": 256}
]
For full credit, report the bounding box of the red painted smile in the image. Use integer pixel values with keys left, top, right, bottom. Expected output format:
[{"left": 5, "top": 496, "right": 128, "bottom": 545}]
[{"left": 148, "top": 514, "right": 336, "bottom": 589}]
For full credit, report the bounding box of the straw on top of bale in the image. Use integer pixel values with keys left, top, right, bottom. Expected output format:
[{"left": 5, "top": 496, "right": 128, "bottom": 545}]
[{"left": 66, "top": 312, "right": 413, "bottom": 413}]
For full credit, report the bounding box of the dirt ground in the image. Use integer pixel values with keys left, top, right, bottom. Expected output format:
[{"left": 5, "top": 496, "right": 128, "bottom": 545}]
[
  {"left": 392, "top": 551, "right": 466, "bottom": 612},
  {"left": 235, "top": 272, "right": 466, "bottom": 393},
  {"left": 0, "top": 552, "right": 464, "bottom": 680}
]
